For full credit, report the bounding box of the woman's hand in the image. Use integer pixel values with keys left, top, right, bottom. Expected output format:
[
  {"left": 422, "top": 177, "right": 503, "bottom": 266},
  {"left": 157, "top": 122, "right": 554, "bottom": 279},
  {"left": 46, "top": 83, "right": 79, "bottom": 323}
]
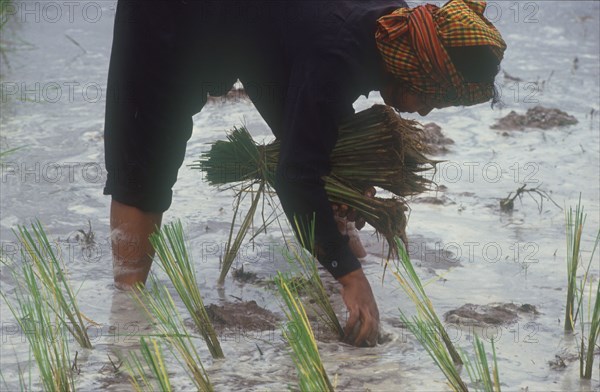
[
  {"left": 331, "top": 186, "right": 376, "bottom": 230},
  {"left": 337, "top": 268, "right": 380, "bottom": 347}
]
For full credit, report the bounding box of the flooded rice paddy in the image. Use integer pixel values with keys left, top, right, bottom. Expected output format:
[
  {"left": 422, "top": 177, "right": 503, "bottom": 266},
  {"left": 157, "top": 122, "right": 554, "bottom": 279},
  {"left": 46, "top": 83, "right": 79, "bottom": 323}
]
[{"left": 1, "top": 1, "right": 599, "bottom": 391}]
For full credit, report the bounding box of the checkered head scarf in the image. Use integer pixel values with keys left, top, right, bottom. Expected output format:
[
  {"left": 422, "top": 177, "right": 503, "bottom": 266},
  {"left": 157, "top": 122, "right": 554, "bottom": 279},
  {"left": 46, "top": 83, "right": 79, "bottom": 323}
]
[{"left": 375, "top": 0, "right": 507, "bottom": 106}]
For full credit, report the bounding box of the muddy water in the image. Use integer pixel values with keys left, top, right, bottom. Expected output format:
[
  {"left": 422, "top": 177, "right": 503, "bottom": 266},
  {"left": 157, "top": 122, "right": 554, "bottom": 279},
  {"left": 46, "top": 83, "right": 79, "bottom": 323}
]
[{"left": 1, "top": 1, "right": 599, "bottom": 391}]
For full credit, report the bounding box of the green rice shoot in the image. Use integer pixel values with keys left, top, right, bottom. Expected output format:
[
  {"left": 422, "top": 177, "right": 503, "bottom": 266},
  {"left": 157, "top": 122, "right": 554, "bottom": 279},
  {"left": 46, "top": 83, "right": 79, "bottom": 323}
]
[
  {"left": 274, "top": 271, "right": 335, "bottom": 392},
  {"left": 572, "top": 221, "right": 600, "bottom": 379},
  {"left": 13, "top": 220, "right": 92, "bottom": 348},
  {"left": 284, "top": 215, "right": 344, "bottom": 338},
  {"left": 130, "top": 278, "right": 214, "bottom": 392},
  {"left": 393, "top": 236, "right": 462, "bottom": 364},
  {"left": 398, "top": 313, "right": 467, "bottom": 392},
  {"left": 565, "top": 198, "right": 586, "bottom": 331},
  {"left": 125, "top": 337, "right": 172, "bottom": 392},
  {"left": 580, "top": 276, "right": 599, "bottom": 379},
  {"left": 1, "top": 261, "right": 75, "bottom": 391},
  {"left": 149, "top": 220, "right": 224, "bottom": 359},
  {"left": 219, "top": 181, "right": 265, "bottom": 284},
  {"left": 462, "top": 335, "right": 501, "bottom": 392}
]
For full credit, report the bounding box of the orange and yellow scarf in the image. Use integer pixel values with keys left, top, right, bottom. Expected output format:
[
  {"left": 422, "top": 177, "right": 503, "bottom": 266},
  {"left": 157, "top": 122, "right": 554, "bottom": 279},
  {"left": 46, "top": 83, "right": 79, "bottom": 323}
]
[{"left": 376, "top": 0, "right": 507, "bottom": 106}]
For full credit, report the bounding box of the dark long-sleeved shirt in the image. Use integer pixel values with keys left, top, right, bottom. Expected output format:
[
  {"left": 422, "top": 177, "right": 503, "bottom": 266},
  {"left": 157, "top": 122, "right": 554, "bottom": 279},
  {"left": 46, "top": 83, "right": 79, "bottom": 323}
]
[{"left": 106, "top": 0, "right": 406, "bottom": 278}]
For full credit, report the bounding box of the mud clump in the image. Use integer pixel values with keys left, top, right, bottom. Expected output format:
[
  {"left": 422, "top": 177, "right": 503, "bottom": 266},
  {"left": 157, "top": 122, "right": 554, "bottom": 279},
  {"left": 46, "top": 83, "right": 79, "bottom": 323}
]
[
  {"left": 232, "top": 265, "right": 259, "bottom": 284},
  {"left": 444, "top": 303, "right": 539, "bottom": 327},
  {"left": 204, "top": 300, "right": 280, "bottom": 334},
  {"left": 413, "top": 194, "right": 455, "bottom": 206},
  {"left": 206, "top": 86, "right": 249, "bottom": 105},
  {"left": 491, "top": 106, "right": 578, "bottom": 131},
  {"left": 418, "top": 122, "right": 454, "bottom": 154}
]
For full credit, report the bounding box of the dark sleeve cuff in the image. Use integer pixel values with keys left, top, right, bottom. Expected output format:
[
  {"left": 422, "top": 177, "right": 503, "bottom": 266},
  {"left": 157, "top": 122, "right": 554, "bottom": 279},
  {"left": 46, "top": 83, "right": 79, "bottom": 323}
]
[{"left": 317, "top": 235, "right": 362, "bottom": 279}]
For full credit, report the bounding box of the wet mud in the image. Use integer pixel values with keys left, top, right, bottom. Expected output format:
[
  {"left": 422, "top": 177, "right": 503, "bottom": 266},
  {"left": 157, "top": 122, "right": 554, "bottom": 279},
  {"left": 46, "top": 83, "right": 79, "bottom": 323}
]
[
  {"left": 206, "top": 87, "right": 249, "bottom": 105},
  {"left": 491, "top": 106, "right": 579, "bottom": 131},
  {"left": 444, "top": 302, "right": 540, "bottom": 327},
  {"left": 203, "top": 300, "right": 280, "bottom": 334},
  {"left": 418, "top": 122, "right": 455, "bottom": 155}
]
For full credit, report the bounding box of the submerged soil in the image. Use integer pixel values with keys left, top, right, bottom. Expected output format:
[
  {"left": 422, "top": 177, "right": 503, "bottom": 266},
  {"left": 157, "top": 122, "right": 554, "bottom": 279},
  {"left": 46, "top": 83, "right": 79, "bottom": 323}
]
[
  {"left": 204, "top": 300, "right": 280, "bottom": 333},
  {"left": 444, "top": 302, "right": 540, "bottom": 327},
  {"left": 418, "top": 122, "right": 455, "bottom": 154},
  {"left": 491, "top": 106, "right": 578, "bottom": 130}
]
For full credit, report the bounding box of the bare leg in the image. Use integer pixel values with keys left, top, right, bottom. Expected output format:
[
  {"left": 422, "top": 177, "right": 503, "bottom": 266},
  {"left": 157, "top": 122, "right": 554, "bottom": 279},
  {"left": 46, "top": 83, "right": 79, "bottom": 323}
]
[{"left": 110, "top": 200, "right": 163, "bottom": 290}]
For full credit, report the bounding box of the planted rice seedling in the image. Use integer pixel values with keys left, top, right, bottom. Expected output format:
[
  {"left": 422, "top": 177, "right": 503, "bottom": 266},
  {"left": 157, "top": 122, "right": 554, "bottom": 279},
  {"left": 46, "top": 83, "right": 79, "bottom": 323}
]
[
  {"left": 579, "top": 277, "right": 600, "bottom": 379},
  {"left": 149, "top": 220, "right": 224, "bottom": 359},
  {"left": 565, "top": 199, "right": 586, "bottom": 331},
  {"left": 1, "top": 261, "right": 75, "bottom": 391},
  {"left": 285, "top": 215, "right": 344, "bottom": 338},
  {"left": 274, "top": 271, "right": 335, "bottom": 392},
  {"left": 219, "top": 181, "right": 265, "bottom": 284},
  {"left": 399, "top": 313, "right": 468, "bottom": 392},
  {"left": 573, "top": 225, "right": 600, "bottom": 379},
  {"left": 14, "top": 220, "right": 92, "bottom": 348},
  {"left": 563, "top": 198, "right": 600, "bottom": 378},
  {"left": 126, "top": 337, "right": 172, "bottom": 392},
  {"left": 130, "top": 278, "right": 214, "bottom": 392},
  {"left": 462, "top": 335, "right": 501, "bottom": 392},
  {"left": 393, "top": 237, "right": 462, "bottom": 364}
]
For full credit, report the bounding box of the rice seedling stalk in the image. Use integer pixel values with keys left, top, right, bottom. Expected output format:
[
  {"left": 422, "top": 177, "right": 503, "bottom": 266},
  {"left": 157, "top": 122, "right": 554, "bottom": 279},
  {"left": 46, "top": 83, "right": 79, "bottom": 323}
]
[
  {"left": 285, "top": 215, "right": 344, "bottom": 338},
  {"left": 462, "top": 335, "right": 501, "bottom": 392},
  {"left": 130, "top": 279, "right": 214, "bottom": 392},
  {"left": 0, "top": 146, "right": 23, "bottom": 161},
  {"left": 1, "top": 261, "right": 75, "bottom": 391},
  {"left": 125, "top": 337, "right": 172, "bottom": 392},
  {"left": 274, "top": 272, "right": 335, "bottom": 392},
  {"left": 14, "top": 220, "right": 92, "bottom": 348},
  {"left": 580, "top": 277, "right": 600, "bottom": 379},
  {"left": 393, "top": 237, "right": 462, "bottom": 364},
  {"left": 149, "top": 220, "right": 224, "bottom": 359},
  {"left": 219, "top": 181, "right": 265, "bottom": 284},
  {"left": 575, "top": 228, "right": 600, "bottom": 379},
  {"left": 399, "top": 313, "right": 468, "bottom": 392},
  {"left": 565, "top": 199, "right": 586, "bottom": 331}
]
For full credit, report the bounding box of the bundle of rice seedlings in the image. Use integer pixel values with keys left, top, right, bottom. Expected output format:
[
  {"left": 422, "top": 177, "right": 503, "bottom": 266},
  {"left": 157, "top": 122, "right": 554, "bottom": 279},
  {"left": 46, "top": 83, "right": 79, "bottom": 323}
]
[
  {"left": 393, "top": 237, "right": 462, "bottom": 364},
  {"left": 285, "top": 215, "right": 344, "bottom": 338},
  {"left": 13, "top": 220, "right": 92, "bottom": 348},
  {"left": 462, "top": 335, "right": 501, "bottom": 392},
  {"left": 1, "top": 262, "right": 75, "bottom": 391},
  {"left": 192, "top": 105, "right": 436, "bottom": 277},
  {"left": 125, "top": 337, "right": 172, "bottom": 392},
  {"left": 149, "top": 220, "right": 224, "bottom": 359},
  {"left": 274, "top": 272, "right": 335, "bottom": 392},
  {"left": 399, "top": 314, "right": 468, "bottom": 392},
  {"left": 130, "top": 279, "right": 214, "bottom": 392},
  {"left": 324, "top": 175, "right": 409, "bottom": 251},
  {"left": 565, "top": 200, "right": 586, "bottom": 331},
  {"left": 196, "top": 105, "right": 435, "bottom": 196}
]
